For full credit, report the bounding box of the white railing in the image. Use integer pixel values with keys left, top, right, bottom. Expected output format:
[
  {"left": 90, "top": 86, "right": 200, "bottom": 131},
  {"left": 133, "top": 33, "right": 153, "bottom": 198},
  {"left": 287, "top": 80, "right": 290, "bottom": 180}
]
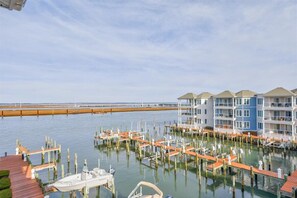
[
  {"left": 265, "top": 102, "right": 292, "bottom": 108},
  {"left": 264, "top": 116, "right": 292, "bottom": 122},
  {"left": 215, "top": 103, "right": 233, "bottom": 107}
]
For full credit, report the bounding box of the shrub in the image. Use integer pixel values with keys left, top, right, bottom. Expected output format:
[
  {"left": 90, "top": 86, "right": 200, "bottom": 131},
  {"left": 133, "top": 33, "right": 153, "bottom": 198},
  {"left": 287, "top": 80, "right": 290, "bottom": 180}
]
[
  {"left": 0, "top": 170, "right": 9, "bottom": 179},
  {"left": 0, "top": 178, "right": 11, "bottom": 190},
  {"left": 0, "top": 188, "right": 12, "bottom": 198}
]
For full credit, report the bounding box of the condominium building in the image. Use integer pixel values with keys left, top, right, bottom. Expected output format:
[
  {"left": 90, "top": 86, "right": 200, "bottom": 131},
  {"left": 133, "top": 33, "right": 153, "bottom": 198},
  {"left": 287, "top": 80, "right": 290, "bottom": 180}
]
[
  {"left": 177, "top": 87, "right": 296, "bottom": 139},
  {"left": 213, "top": 90, "right": 257, "bottom": 133},
  {"left": 177, "top": 92, "right": 213, "bottom": 129},
  {"left": 177, "top": 93, "right": 196, "bottom": 128},
  {"left": 213, "top": 90, "right": 236, "bottom": 133},
  {"left": 257, "top": 87, "right": 297, "bottom": 140}
]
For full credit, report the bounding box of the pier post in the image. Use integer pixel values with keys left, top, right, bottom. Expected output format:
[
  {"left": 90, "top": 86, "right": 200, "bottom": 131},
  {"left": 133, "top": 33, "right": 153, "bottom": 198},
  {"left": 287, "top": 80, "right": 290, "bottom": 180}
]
[
  {"left": 74, "top": 153, "right": 78, "bottom": 174},
  {"left": 155, "top": 152, "right": 158, "bottom": 169},
  {"left": 67, "top": 148, "right": 71, "bottom": 173},
  {"left": 58, "top": 144, "right": 61, "bottom": 161},
  {"left": 126, "top": 140, "right": 130, "bottom": 155},
  {"left": 241, "top": 170, "right": 244, "bottom": 192},
  {"left": 41, "top": 146, "right": 45, "bottom": 164},
  {"left": 232, "top": 175, "right": 235, "bottom": 198},
  {"left": 70, "top": 191, "right": 77, "bottom": 198},
  {"left": 250, "top": 166, "right": 254, "bottom": 187},
  {"left": 174, "top": 156, "right": 177, "bottom": 171},
  {"left": 223, "top": 159, "right": 226, "bottom": 176},
  {"left": 83, "top": 187, "right": 89, "bottom": 198},
  {"left": 61, "top": 164, "right": 64, "bottom": 178},
  {"left": 53, "top": 165, "right": 58, "bottom": 180},
  {"left": 48, "top": 150, "right": 51, "bottom": 163},
  {"left": 185, "top": 155, "right": 188, "bottom": 171}
]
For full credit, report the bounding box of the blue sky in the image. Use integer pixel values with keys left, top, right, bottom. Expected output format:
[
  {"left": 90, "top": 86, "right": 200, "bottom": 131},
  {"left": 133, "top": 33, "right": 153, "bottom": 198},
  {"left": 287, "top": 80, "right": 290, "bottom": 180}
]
[{"left": 0, "top": 0, "right": 296, "bottom": 103}]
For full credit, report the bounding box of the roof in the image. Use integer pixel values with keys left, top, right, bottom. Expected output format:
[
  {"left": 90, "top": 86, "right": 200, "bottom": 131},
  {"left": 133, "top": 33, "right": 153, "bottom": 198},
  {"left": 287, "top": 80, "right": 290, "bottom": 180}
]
[
  {"left": 264, "top": 87, "right": 295, "bottom": 97},
  {"left": 291, "top": 88, "right": 297, "bottom": 94},
  {"left": 236, "top": 90, "right": 256, "bottom": 98},
  {"left": 214, "top": 90, "right": 236, "bottom": 98},
  {"left": 178, "top": 93, "right": 197, "bottom": 100},
  {"left": 196, "top": 92, "right": 213, "bottom": 99}
]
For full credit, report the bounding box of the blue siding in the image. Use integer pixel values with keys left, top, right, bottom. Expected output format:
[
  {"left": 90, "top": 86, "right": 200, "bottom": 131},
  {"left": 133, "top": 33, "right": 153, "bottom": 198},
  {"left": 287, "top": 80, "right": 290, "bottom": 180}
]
[{"left": 235, "top": 97, "right": 257, "bottom": 131}]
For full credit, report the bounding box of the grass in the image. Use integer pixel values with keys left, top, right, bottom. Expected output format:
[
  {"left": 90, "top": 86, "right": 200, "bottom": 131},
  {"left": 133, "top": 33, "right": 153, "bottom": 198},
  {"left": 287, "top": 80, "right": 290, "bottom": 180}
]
[
  {"left": 0, "top": 188, "right": 12, "bottom": 198},
  {"left": 0, "top": 170, "right": 9, "bottom": 179},
  {"left": 0, "top": 178, "right": 11, "bottom": 190}
]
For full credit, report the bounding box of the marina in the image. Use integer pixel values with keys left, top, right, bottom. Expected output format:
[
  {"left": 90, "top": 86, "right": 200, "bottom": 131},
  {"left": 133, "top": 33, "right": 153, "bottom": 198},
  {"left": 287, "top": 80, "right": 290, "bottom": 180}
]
[{"left": 1, "top": 111, "right": 297, "bottom": 197}]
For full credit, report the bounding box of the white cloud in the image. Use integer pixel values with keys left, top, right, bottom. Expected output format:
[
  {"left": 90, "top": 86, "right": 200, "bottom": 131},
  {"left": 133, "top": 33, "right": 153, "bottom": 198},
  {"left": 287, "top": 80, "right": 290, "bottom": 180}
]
[{"left": 0, "top": 0, "right": 296, "bottom": 102}]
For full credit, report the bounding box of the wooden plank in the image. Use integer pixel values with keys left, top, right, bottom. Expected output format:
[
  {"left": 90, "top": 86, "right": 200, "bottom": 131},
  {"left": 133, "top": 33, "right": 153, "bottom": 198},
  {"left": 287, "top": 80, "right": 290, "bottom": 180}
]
[{"left": 0, "top": 155, "right": 44, "bottom": 198}]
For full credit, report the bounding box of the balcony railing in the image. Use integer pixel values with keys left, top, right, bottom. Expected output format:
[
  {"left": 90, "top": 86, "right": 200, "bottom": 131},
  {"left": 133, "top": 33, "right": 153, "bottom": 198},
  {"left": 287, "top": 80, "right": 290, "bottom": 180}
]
[
  {"left": 266, "top": 102, "right": 292, "bottom": 108},
  {"left": 264, "top": 116, "right": 292, "bottom": 122},
  {"left": 265, "top": 129, "right": 292, "bottom": 135},
  {"left": 215, "top": 114, "right": 233, "bottom": 118},
  {"left": 182, "top": 112, "right": 194, "bottom": 116},
  {"left": 215, "top": 103, "right": 233, "bottom": 107}
]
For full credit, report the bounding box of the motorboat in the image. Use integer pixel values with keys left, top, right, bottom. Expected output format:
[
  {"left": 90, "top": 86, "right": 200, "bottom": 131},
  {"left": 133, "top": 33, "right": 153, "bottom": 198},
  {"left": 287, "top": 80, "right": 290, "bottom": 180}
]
[
  {"left": 128, "top": 181, "right": 163, "bottom": 198},
  {"left": 49, "top": 160, "right": 114, "bottom": 192}
]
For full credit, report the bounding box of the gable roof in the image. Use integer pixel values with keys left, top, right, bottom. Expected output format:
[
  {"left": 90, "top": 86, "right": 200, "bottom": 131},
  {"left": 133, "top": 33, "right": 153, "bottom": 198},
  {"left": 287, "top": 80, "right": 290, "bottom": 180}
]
[
  {"left": 178, "top": 93, "right": 197, "bottom": 100},
  {"left": 196, "top": 92, "right": 213, "bottom": 99},
  {"left": 236, "top": 90, "right": 256, "bottom": 98},
  {"left": 291, "top": 88, "right": 297, "bottom": 94},
  {"left": 264, "top": 87, "right": 295, "bottom": 97},
  {"left": 214, "top": 90, "right": 236, "bottom": 98}
]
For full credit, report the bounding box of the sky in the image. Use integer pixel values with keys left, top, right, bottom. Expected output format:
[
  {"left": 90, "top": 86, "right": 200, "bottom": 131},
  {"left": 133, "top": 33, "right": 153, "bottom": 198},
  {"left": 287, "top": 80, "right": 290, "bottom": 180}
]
[{"left": 0, "top": 0, "right": 296, "bottom": 103}]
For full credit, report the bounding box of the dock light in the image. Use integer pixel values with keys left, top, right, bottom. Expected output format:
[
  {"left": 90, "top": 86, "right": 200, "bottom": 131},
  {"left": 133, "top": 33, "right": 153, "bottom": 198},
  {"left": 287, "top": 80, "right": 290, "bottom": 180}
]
[{"left": 0, "top": 0, "right": 27, "bottom": 11}]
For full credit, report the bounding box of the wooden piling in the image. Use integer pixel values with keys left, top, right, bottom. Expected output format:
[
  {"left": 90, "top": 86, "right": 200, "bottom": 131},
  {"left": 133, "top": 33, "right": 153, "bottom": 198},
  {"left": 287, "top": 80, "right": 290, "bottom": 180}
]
[
  {"left": 74, "top": 153, "right": 78, "bottom": 174},
  {"left": 250, "top": 166, "right": 254, "bottom": 187},
  {"left": 241, "top": 170, "right": 244, "bottom": 192},
  {"left": 61, "top": 164, "right": 64, "bottom": 178}
]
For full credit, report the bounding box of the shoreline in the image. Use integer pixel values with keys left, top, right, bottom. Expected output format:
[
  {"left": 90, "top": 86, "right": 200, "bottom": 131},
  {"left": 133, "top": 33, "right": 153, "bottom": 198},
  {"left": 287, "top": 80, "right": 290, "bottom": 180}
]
[{"left": 0, "top": 107, "right": 177, "bottom": 117}]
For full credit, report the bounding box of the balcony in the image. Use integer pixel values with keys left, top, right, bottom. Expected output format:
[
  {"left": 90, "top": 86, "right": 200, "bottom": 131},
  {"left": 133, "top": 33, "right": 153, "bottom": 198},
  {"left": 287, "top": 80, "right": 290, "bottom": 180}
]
[
  {"left": 215, "top": 125, "right": 233, "bottom": 130},
  {"left": 265, "top": 102, "right": 293, "bottom": 110},
  {"left": 215, "top": 114, "right": 234, "bottom": 120},
  {"left": 181, "top": 112, "right": 195, "bottom": 116},
  {"left": 264, "top": 116, "right": 293, "bottom": 124},
  {"left": 264, "top": 129, "right": 292, "bottom": 136}
]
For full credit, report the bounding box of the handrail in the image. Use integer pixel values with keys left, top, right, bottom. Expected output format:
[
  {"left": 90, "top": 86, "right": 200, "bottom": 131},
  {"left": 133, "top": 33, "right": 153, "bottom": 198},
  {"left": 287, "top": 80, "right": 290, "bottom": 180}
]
[{"left": 128, "top": 181, "right": 163, "bottom": 198}]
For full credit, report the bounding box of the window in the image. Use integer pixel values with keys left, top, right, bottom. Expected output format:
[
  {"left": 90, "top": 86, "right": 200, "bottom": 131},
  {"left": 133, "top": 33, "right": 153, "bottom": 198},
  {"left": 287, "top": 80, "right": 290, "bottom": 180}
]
[
  {"left": 197, "top": 119, "right": 201, "bottom": 124},
  {"left": 244, "top": 121, "right": 250, "bottom": 129},
  {"left": 258, "top": 123, "right": 263, "bottom": 129},
  {"left": 236, "top": 99, "right": 242, "bottom": 105},
  {"left": 204, "top": 100, "right": 207, "bottom": 105},
  {"left": 197, "top": 109, "right": 201, "bottom": 114},
  {"left": 236, "top": 109, "right": 242, "bottom": 117},
  {"left": 243, "top": 99, "right": 250, "bottom": 105},
  {"left": 205, "top": 119, "right": 207, "bottom": 124},
  {"left": 244, "top": 110, "right": 250, "bottom": 117},
  {"left": 205, "top": 109, "right": 207, "bottom": 114},
  {"left": 257, "top": 110, "right": 263, "bottom": 117},
  {"left": 257, "top": 98, "right": 263, "bottom": 105},
  {"left": 236, "top": 122, "right": 242, "bottom": 128}
]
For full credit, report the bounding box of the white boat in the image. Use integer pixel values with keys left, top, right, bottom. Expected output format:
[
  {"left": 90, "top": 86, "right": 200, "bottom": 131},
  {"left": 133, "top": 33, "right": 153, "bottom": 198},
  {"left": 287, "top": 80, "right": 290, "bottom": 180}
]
[
  {"left": 128, "top": 181, "right": 163, "bottom": 198},
  {"left": 49, "top": 161, "right": 114, "bottom": 192}
]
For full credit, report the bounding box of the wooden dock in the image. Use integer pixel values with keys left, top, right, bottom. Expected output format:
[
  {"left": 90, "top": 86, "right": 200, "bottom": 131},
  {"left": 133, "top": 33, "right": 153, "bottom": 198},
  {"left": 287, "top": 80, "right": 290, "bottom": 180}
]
[
  {"left": 0, "top": 155, "right": 44, "bottom": 198},
  {"left": 281, "top": 170, "right": 297, "bottom": 196},
  {"left": 95, "top": 130, "right": 286, "bottom": 183}
]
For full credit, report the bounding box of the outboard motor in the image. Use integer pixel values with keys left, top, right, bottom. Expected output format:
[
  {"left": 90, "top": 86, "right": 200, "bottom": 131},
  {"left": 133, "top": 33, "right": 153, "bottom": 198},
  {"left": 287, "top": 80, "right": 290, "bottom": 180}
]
[
  {"left": 165, "top": 195, "right": 173, "bottom": 198},
  {"left": 81, "top": 159, "right": 88, "bottom": 181}
]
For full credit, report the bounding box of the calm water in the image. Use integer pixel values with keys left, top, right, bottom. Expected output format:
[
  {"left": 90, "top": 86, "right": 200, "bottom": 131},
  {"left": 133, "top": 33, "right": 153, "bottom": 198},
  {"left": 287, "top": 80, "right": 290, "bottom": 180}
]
[{"left": 1, "top": 111, "right": 295, "bottom": 198}]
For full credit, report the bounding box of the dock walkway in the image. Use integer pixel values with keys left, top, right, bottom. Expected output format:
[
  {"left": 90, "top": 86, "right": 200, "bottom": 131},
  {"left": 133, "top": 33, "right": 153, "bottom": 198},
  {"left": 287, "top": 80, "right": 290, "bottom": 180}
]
[
  {"left": 281, "top": 170, "right": 297, "bottom": 195},
  {"left": 0, "top": 155, "right": 44, "bottom": 198}
]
